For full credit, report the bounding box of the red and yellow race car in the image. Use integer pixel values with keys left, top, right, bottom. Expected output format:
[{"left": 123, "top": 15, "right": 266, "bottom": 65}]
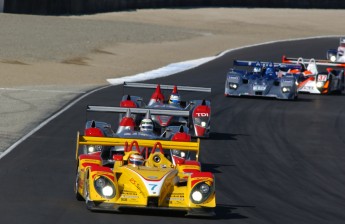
[{"left": 74, "top": 133, "right": 216, "bottom": 216}]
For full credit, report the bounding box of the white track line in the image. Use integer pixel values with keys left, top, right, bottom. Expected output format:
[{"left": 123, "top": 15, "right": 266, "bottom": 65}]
[{"left": 0, "top": 85, "right": 109, "bottom": 159}]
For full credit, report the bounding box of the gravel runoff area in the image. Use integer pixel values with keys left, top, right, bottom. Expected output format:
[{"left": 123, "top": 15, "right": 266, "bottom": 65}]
[{"left": 0, "top": 8, "right": 345, "bottom": 152}]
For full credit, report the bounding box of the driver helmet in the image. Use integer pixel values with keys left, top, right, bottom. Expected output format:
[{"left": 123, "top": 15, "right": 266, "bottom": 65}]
[
  {"left": 140, "top": 118, "right": 154, "bottom": 132},
  {"left": 265, "top": 67, "right": 275, "bottom": 75},
  {"left": 169, "top": 93, "right": 181, "bottom": 104},
  {"left": 253, "top": 67, "right": 261, "bottom": 73},
  {"left": 128, "top": 153, "right": 144, "bottom": 166}
]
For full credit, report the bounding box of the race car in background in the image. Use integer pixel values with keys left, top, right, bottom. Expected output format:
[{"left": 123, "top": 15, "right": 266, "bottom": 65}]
[
  {"left": 85, "top": 106, "right": 190, "bottom": 140},
  {"left": 327, "top": 37, "right": 345, "bottom": 62},
  {"left": 74, "top": 134, "right": 216, "bottom": 216},
  {"left": 84, "top": 106, "right": 192, "bottom": 160},
  {"left": 282, "top": 56, "right": 345, "bottom": 94},
  {"left": 224, "top": 60, "right": 300, "bottom": 100},
  {"left": 118, "top": 82, "right": 212, "bottom": 138}
]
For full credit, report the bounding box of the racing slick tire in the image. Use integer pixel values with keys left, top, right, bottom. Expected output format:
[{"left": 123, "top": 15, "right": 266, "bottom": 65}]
[
  {"left": 327, "top": 75, "right": 333, "bottom": 95},
  {"left": 75, "top": 168, "right": 84, "bottom": 201},
  {"left": 341, "top": 72, "right": 345, "bottom": 92},
  {"left": 333, "top": 73, "right": 343, "bottom": 94},
  {"left": 75, "top": 185, "right": 84, "bottom": 201}
]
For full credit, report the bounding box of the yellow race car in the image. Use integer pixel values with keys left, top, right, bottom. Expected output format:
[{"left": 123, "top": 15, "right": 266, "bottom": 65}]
[{"left": 74, "top": 132, "right": 216, "bottom": 216}]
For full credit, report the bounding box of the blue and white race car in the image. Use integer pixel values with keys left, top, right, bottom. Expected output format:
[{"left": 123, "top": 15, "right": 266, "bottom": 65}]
[{"left": 224, "top": 60, "right": 301, "bottom": 100}]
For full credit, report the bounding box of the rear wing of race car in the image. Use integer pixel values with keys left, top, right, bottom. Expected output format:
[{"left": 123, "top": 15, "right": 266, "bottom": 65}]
[
  {"left": 87, "top": 105, "right": 190, "bottom": 117},
  {"left": 233, "top": 60, "right": 302, "bottom": 70},
  {"left": 282, "top": 55, "right": 345, "bottom": 67},
  {"left": 75, "top": 132, "right": 200, "bottom": 160},
  {"left": 123, "top": 82, "right": 211, "bottom": 93}
]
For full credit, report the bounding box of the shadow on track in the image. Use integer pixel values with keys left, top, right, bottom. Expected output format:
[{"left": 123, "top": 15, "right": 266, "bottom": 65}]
[
  {"left": 109, "top": 203, "right": 250, "bottom": 221},
  {"left": 214, "top": 204, "right": 251, "bottom": 220},
  {"left": 202, "top": 163, "right": 234, "bottom": 174},
  {"left": 209, "top": 132, "right": 248, "bottom": 141}
]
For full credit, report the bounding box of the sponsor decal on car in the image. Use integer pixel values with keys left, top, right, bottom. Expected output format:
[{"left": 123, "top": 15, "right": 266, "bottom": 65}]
[
  {"left": 228, "top": 75, "right": 240, "bottom": 80},
  {"left": 300, "top": 85, "right": 315, "bottom": 91},
  {"left": 253, "top": 85, "right": 266, "bottom": 91},
  {"left": 317, "top": 75, "right": 328, "bottom": 82},
  {"left": 195, "top": 113, "right": 209, "bottom": 117},
  {"left": 167, "top": 193, "right": 185, "bottom": 204}
]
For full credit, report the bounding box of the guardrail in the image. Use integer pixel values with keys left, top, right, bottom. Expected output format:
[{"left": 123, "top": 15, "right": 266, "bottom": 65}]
[{"left": 4, "top": 0, "right": 345, "bottom": 15}]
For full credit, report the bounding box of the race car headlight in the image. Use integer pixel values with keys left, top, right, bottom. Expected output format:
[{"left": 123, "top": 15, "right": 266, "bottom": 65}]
[
  {"left": 102, "top": 186, "right": 114, "bottom": 197},
  {"left": 180, "top": 152, "right": 186, "bottom": 158},
  {"left": 191, "top": 191, "right": 203, "bottom": 202},
  {"left": 94, "top": 176, "right": 116, "bottom": 199},
  {"left": 190, "top": 182, "right": 212, "bottom": 204},
  {"left": 172, "top": 150, "right": 186, "bottom": 158},
  {"left": 200, "top": 183, "right": 210, "bottom": 193},
  {"left": 316, "top": 82, "right": 324, "bottom": 88},
  {"left": 88, "top": 146, "right": 95, "bottom": 153},
  {"left": 95, "top": 177, "right": 106, "bottom": 188},
  {"left": 193, "top": 117, "right": 208, "bottom": 127},
  {"left": 330, "top": 55, "right": 337, "bottom": 62},
  {"left": 228, "top": 83, "right": 238, "bottom": 89},
  {"left": 281, "top": 87, "right": 291, "bottom": 93},
  {"left": 88, "top": 145, "right": 102, "bottom": 154}
]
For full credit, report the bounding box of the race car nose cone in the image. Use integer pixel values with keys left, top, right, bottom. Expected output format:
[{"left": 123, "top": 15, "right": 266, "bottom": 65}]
[{"left": 194, "top": 125, "right": 206, "bottom": 137}]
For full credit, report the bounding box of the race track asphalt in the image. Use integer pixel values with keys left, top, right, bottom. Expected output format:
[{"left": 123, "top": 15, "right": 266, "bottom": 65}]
[{"left": 0, "top": 37, "right": 344, "bottom": 224}]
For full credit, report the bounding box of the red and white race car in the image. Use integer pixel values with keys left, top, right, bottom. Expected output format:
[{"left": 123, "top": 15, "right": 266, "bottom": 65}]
[{"left": 282, "top": 56, "right": 345, "bottom": 94}]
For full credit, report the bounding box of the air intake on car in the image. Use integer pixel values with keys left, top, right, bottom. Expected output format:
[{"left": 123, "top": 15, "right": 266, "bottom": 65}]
[{"left": 147, "top": 197, "right": 159, "bottom": 207}]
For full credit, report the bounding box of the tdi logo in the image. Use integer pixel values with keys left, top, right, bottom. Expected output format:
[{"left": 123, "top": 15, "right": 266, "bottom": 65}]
[{"left": 196, "top": 113, "right": 209, "bottom": 117}]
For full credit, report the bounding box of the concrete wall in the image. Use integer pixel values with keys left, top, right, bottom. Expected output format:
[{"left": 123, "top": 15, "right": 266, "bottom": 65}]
[{"left": 4, "top": 0, "right": 345, "bottom": 15}]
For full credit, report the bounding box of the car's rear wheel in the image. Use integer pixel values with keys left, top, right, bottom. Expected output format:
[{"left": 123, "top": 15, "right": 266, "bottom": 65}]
[{"left": 327, "top": 76, "right": 333, "bottom": 95}]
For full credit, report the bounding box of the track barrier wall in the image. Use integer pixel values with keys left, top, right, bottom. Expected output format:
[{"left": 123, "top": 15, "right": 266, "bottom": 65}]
[
  {"left": 4, "top": 0, "right": 345, "bottom": 15},
  {"left": 0, "top": 0, "right": 4, "bottom": 12}
]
